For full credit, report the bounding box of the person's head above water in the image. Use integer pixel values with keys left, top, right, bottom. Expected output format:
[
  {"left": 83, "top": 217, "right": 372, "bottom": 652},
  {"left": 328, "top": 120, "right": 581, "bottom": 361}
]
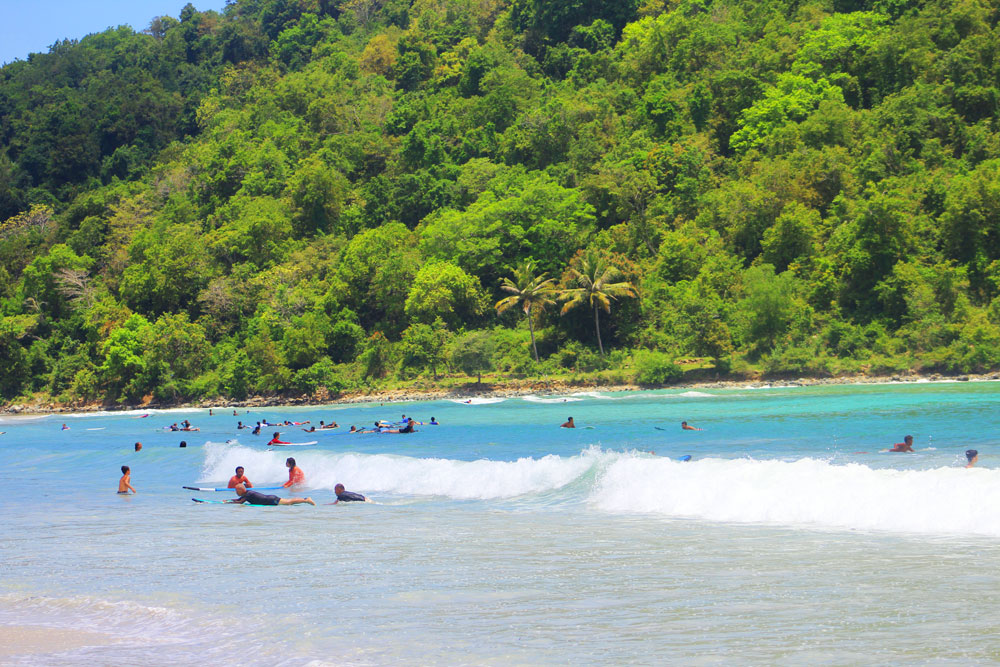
[
  {"left": 134, "top": 442, "right": 142, "bottom": 451},
  {"left": 234, "top": 483, "right": 247, "bottom": 496},
  {"left": 904, "top": 435, "right": 913, "bottom": 443},
  {"left": 286, "top": 457, "right": 296, "bottom": 468},
  {"left": 273, "top": 432, "right": 280, "bottom": 438},
  {"left": 335, "top": 483, "right": 345, "bottom": 493},
  {"left": 967, "top": 449, "right": 978, "bottom": 461}
]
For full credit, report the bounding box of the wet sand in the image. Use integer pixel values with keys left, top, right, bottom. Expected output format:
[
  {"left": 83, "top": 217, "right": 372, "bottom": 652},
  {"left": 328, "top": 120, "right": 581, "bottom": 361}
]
[{"left": 0, "top": 625, "right": 118, "bottom": 658}]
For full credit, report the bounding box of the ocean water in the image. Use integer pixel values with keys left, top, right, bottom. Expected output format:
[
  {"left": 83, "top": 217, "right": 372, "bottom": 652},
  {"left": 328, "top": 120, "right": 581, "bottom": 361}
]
[{"left": 3, "top": 382, "right": 1000, "bottom": 664}]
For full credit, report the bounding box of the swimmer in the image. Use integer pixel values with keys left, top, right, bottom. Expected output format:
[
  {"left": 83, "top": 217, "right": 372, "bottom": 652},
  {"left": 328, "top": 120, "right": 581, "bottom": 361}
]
[
  {"left": 61, "top": 424, "right": 70, "bottom": 430},
  {"left": 560, "top": 417, "right": 575, "bottom": 428},
  {"left": 283, "top": 457, "right": 305, "bottom": 487},
  {"left": 268, "top": 432, "right": 291, "bottom": 446},
  {"left": 134, "top": 442, "right": 143, "bottom": 452},
  {"left": 179, "top": 440, "right": 187, "bottom": 448},
  {"left": 331, "top": 483, "right": 370, "bottom": 504},
  {"left": 118, "top": 465, "right": 136, "bottom": 494},
  {"left": 429, "top": 417, "right": 438, "bottom": 425},
  {"left": 228, "top": 466, "right": 253, "bottom": 488},
  {"left": 966, "top": 449, "right": 978, "bottom": 468},
  {"left": 228, "top": 483, "right": 314, "bottom": 506},
  {"left": 237, "top": 421, "right": 247, "bottom": 429},
  {"left": 887, "top": 435, "right": 915, "bottom": 453},
  {"left": 681, "top": 421, "right": 702, "bottom": 431}
]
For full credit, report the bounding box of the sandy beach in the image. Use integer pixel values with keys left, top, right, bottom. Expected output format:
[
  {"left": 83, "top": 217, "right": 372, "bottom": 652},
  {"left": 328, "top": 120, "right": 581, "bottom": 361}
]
[
  {"left": 0, "top": 625, "right": 118, "bottom": 659},
  {"left": 3, "top": 370, "right": 999, "bottom": 416}
]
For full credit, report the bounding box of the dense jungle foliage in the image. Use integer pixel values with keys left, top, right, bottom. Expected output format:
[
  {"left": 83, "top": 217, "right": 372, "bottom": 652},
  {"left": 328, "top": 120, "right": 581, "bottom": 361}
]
[{"left": 2, "top": 0, "right": 1000, "bottom": 404}]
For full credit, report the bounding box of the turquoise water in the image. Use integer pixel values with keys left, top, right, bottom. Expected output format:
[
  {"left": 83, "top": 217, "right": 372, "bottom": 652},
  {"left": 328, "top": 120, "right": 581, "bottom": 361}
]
[{"left": 3, "top": 382, "right": 1000, "bottom": 664}]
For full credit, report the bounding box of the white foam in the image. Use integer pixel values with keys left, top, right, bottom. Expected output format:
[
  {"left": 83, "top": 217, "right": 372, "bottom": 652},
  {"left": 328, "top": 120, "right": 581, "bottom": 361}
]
[
  {"left": 592, "top": 456, "right": 1000, "bottom": 536},
  {"left": 448, "top": 397, "right": 506, "bottom": 405},
  {"left": 521, "top": 395, "right": 583, "bottom": 403},
  {"left": 201, "top": 443, "right": 604, "bottom": 499}
]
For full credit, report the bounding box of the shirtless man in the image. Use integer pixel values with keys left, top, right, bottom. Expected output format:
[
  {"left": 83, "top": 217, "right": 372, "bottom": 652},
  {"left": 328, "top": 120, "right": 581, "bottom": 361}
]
[
  {"left": 681, "top": 421, "right": 702, "bottom": 431},
  {"left": 560, "top": 417, "right": 575, "bottom": 428},
  {"left": 118, "top": 466, "right": 136, "bottom": 494},
  {"left": 966, "top": 449, "right": 978, "bottom": 468}
]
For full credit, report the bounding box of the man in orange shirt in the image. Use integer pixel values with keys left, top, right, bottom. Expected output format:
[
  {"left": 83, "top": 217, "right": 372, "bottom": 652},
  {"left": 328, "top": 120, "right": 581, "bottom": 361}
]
[
  {"left": 283, "top": 457, "right": 305, "bottom": 488},
  {"left": 228, "top": 466, "right": 253, "bottom": 488}
]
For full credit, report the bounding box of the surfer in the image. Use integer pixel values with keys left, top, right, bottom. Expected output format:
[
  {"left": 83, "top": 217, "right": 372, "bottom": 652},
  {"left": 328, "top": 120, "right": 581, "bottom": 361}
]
[
  {"left": 134, "top": 442, "right": 142, "bottom": 452},
  {"left": 229, "top": 483, "right": 314, "bottom": 506},
  {"left": 118, "top": 466, "right": 136, "bottom": 494},
  {"left": 228, "top": 466, "right": 253, "bottom": 488},
  {"left": 887, "top": 435, "right": 914, "bottom": 452},
  {"left": 561, "top": 417, "right": 575, "bottom": 428},
  {"left": 331, "top": 483, "right": 369, "bottom": 504},
  {"left": 303, "top": 426, "right": 317, "bottom": 432},
  {"left": 319, "top": 420, "right": 338, "bottom": 429},
  {"left": 237, "top": 421, "right": 247, "bottom": 429},
  {"left": 429, "top": 417, "right": 438, "bottom": 425},
  {"left": 966, "top": 449, "right": 978, "bottom": 468},
  {"left": 681, "top": 421, "right": 702, "bottom": 431},
  {"left": 268, "top": 432, "right": 291, "bottom": 446},
  {"left": 61, "top": 424, "right": 70, "bottom": 430},
  {"left": 283, "top": 457, "right": 305, "bottom": 487},
  {"left": 179, "top": 441, "right": 187, "bottom": 448}
]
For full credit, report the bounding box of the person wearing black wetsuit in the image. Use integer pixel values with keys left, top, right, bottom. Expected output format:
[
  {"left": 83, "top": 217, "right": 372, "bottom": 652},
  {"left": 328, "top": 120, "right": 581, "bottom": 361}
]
[
  {"left": 229, "top": 483, "right": 314, "bottom": 506},
  {"left": 333, "top": 483, "right": 368, "bottom": 503}
]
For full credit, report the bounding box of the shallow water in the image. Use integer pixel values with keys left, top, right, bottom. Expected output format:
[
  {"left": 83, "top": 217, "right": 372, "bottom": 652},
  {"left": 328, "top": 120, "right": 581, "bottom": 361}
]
[{"left": 2, "top": 382, "right": 1000, "bottom": 664}]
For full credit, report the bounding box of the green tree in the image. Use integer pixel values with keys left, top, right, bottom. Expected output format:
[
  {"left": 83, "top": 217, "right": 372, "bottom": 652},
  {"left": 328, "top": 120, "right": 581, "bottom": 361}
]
[
  {"left": 494, "top": 259, "right": 555, "bottom": 362},
  {"left": 449, "top": 329, "right": 495, "bottom": 384},
  {"left": 559, "top": 250, "right": 637, "bottom": 357}
]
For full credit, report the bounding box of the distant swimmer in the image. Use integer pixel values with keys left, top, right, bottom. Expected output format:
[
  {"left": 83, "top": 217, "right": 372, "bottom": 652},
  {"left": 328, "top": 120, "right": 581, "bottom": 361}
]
[
  {"left": 966, "top": 449, "right": 978, "bottom": 468},
  {"left": 681, "top": 421, "right": 702, "bottom": 431},
  {"left": 429, "top": 417, "right": 438, "bottom": 425},
  {"left": 283, "top": 457, "right": 305, "bottom": 488},
  {"left": 61, "top": 424, "right": 70, "bottom": 430},
  {"left": 237, "top": 421, "right": 247, "bottom": 429},
  {"left": 179, "top": 441, "right": 187, "bottom": 448},
  {"left": 228, "top": 466, "right": 253, "bottom": 488},
  {"left": 561, "top": 417, "right": 575, "bottom": 428},
  {"left": 464, "top": 399, "right": 472, "bottom": 404},
  {"left": 229, "top": 483, "right": 314, "bottom": 506},
  {"left": 348, "top": 425, "right": 357, "bottom": 433},
  {"left": 118, "top": 465, "right": 136, "bottom": 494},
  {"left": 134, "top": 442, "right": 143, "bottom": 452},
  {"left": 887, "top": 435, "right": 915, "bottom": 453},
  {"left": 233, "top": 410, "right": 239, "bottom": 416},
  {"left": 268, "top": 432, "right": 291, "bottom": 446},
  {"left": 331, "top": 483, "right": 370, "bottom": 504}
]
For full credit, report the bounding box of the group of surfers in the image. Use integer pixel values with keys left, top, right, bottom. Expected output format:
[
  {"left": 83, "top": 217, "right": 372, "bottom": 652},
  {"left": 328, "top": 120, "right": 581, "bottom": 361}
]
[{"left": 221, "top": 462, "right": 369, "bottom": 506}]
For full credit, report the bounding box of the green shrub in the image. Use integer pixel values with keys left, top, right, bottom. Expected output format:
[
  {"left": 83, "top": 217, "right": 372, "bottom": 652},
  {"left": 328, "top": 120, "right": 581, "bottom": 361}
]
[{"left": 634, "top": 351, "right": 682, "bottom": 385}]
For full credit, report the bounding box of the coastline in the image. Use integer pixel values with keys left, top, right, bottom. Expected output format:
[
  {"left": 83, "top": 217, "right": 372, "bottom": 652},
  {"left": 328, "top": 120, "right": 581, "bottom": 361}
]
[{"left": 3, "top": 370, "right": 999, "bottom": 416}]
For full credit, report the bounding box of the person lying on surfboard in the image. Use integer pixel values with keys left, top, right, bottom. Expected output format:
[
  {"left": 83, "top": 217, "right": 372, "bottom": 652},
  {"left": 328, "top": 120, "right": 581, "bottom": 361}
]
[
  {"left": 229, "top": 483, "right": 314, "bottom": 506},
  {"left": 560, "top": 417, "right": 575, "bottom": 428},
  {"left": 283, "top": 457, "right": 305, "bottom": 487},
  {"left": 268, "top": 432, "right": 291, "bottom": 446},
  {"left": 886, "top": 435, "right": 915, "bottom": 452},
  {"left": 318, "top": 420, "right": 338, "bottom": 429},
  {"left": 681, "top": 421, "right": 702, "bottom": 431}
]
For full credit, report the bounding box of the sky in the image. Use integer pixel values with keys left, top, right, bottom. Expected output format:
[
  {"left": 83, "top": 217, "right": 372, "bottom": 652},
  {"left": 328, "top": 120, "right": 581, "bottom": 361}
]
[{"left": 0, "top": 0, "right": 229, "bottom": 66}]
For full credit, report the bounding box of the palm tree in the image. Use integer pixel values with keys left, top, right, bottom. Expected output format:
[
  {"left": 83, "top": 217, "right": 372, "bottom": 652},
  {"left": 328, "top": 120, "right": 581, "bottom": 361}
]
[
  {"left": 559, "top": 250, "right": 637, "bottom": 357},
  {"left": 495, "top": 260, "right": 556, "bottom": 362}
]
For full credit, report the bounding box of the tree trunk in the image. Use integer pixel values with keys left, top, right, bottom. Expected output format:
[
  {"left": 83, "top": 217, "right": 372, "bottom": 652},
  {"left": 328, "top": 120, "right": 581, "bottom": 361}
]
[
  {"left": 527, "top": 304, "right": 539, "bottom": 362},
  {"left": 594, "top": 306, "right": 605, "bottom": 357}
]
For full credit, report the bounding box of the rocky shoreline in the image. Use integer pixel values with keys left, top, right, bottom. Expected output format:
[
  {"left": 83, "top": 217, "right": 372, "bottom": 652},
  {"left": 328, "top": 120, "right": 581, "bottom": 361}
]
[{"left": 4, "top": 371, "right": 1000, "bottom": 416}]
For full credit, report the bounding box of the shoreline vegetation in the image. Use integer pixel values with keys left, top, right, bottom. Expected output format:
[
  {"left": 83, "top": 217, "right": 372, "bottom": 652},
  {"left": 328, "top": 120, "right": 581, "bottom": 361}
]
[
  {"left": 4, "top": 0, "right": 1000, "bottom": 416},
  {"left": 4, "top": 369, "right": 998, "bottom": 415}
]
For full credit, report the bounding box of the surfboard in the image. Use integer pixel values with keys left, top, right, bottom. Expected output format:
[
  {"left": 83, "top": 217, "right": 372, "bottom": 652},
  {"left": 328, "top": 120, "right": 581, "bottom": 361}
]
[
  {"left": 677, "top": 455, "right": 692, "bottom": 462},
  {"left": 268, "top": 441, "right": 318, "bottom": 447},
  {"left": 86, "top": 427, "right": 106, "bottom": 431},
  {"left": 192, "top": 498, "right": 272, "bottom": 505},
  {"left": 183, "top": 485, "right": 284, "bottom": 492}
]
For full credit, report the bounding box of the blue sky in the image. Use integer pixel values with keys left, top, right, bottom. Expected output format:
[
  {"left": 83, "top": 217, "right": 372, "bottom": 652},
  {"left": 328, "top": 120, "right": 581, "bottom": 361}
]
[{"left": 1, "top": 0, "right": 229, "bottom": 65}]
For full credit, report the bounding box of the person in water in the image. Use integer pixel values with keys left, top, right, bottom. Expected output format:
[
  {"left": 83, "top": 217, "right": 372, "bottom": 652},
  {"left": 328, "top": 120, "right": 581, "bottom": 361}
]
[
  {"left": 179, "top": 440, "right": 187, "bottom": 448},
  {"left": 228, "top": 466, "right": 253, "bottom": 488},
  {"left": 134, "top": 442, "right": 143, "bottom": 452},
  {"left": 966, "top": 449, "right": 979, "bottom": 468},
  {"left": 561, "top": 417, "right": 575, "bottom": 428},
  {"left": 237, "top": 421, "right": 247, "bottom": 429},
  {"left": 229, "top": 483, "right": 314, "bottom": 506},
  {"left": 888, "top": 435, "right": 915, "bottom": 452},
  {"left": 429, "top": 417, "right": 438, "bottom": 425},
  {"left": 61, "top": 423, "right": 70, "bottom": 430},
  {"left": 332, "top": 483, "right": 369, "bottom": 504},
  {"left": 681, "top": 421, "right": 703, "bottom": 431},
  {"left": 118, "top": 465, "right": 136, "bottom": 494},
  {"left": 268, "top": 432, "right": 291, "bottom": 446},
  {"left": 283, "top": 457, "right": 305, "bottom": 487}
]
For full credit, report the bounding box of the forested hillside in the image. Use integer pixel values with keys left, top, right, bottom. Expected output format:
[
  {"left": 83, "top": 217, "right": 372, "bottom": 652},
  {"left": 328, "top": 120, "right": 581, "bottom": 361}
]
[{"left": 2, "top": 0, "right": 1000, "bottom": 405}]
